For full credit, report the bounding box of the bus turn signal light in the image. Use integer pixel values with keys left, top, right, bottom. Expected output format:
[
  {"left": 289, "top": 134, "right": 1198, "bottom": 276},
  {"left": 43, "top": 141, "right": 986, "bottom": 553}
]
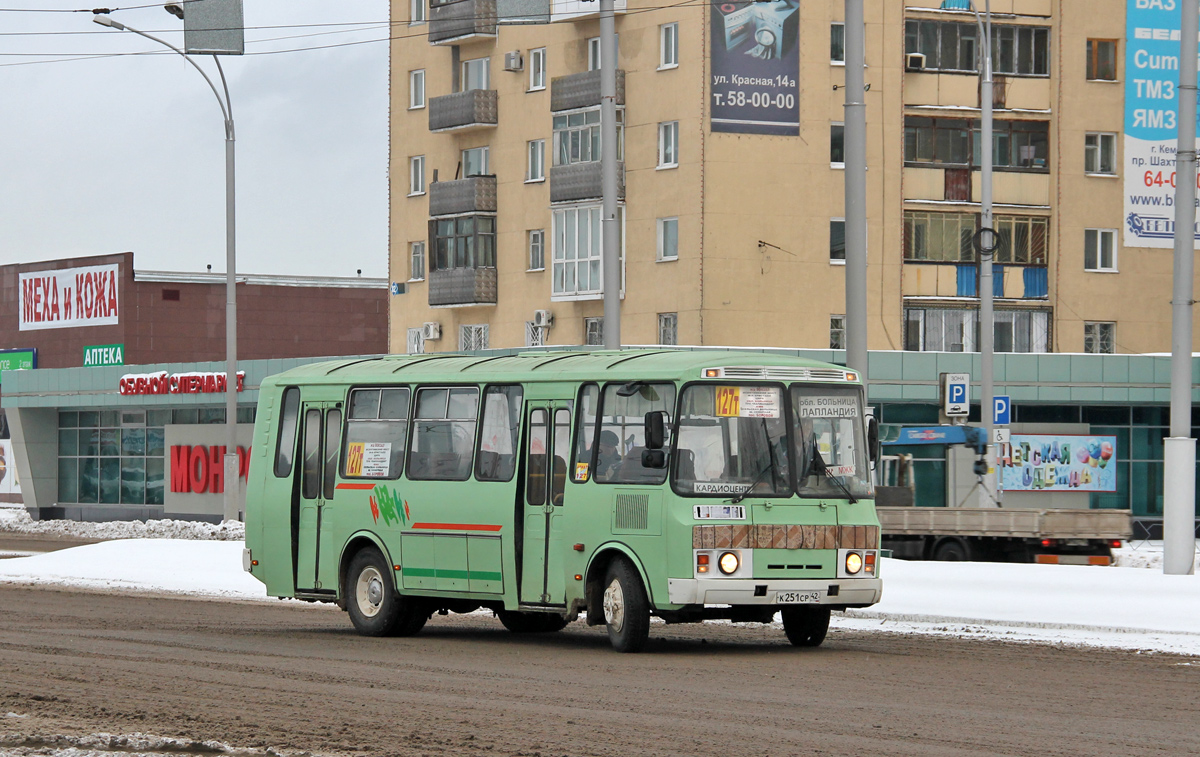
[
  {"left": 574, "top": 543, "right": 585, "bottom": 551},
  {"left": 697, "top": 553, "right": 710, "bottom": 574}
]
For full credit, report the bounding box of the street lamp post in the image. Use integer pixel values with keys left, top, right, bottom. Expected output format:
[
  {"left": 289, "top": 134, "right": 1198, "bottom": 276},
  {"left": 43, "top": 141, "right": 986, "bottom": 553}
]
[{"left": 94, "top": 15, "right": 241, "bottom": 522}]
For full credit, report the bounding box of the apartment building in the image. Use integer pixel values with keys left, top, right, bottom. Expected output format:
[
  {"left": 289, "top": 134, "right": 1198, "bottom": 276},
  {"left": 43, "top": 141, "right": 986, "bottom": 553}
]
[{"left": 388, "top": 0, "right": 1195, "bottom": 356}]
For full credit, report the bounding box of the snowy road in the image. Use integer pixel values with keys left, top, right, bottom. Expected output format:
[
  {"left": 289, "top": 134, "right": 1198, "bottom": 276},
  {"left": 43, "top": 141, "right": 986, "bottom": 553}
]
[{"left": 0, "top": 585, "right": 1197, "bottom": 757}]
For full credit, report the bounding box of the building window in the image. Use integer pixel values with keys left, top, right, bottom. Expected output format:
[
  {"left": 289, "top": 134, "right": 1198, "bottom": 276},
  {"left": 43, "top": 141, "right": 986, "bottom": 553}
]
[
  {"left": 526, "top": 322, "right": 546, "bottom": 347},
  {"left": 527, "top": 139, "right": 545, "bottom": 182},
  {"left": 1087, "top": 39, "right": 1117, "bottom": 81},
  {"left": 433, "top": 216, "right": 496, "bottom": 270},
  {"left": 658, "top": 313, "right": 678, "bottom": 345},
  {"left": 904, "top": 117, "right": 1049, "bottom": 170},
  {"left": 528, "top": 229, "right": 545, "bottom": 271},
  {"left": 658, "top": 121, "right": 679, "bottom": 168},
  {"left": 994, "top": 216, "right": 1049, "bottom": 264},
  {"left": 460, "top": 57, "right": 490, "bottom": 92},
  {"left": 830, "top": 315, "right": 846, "bottom": 349},
  {"left": 1084, "top": 322, "right": 1115, "bottom": 354},
  {"left": 831, "top": 123, "right": 845, "bottom": 166},
  {"left": 406, "top": 328, "right": 425, "bottom": 354},
  {"left": 410, "top": 0, "right": 425, "bottom": 24},
  {"left": 831, "top": 22, "right": 845, "bottom": 64},
  {"left": 1084, "top": 229, "right": 1117, "bottom": 272},
  {"left": 657, "top": 217, "right": 678, "bottom": 261},
  {"left": 462, "top": 146, "right": 489, "bottom": 177},
  {"left": 529, "top": 47, "right": 546, "bottom": 91},
  {"left": 460, "top": 324, "right": 489, "bottom": 351},
  {"left": 587, "top": 35, "right": 618, "bottom": 71},
  {"left": 409, "top": 69, "right": 425, "bottom": 109},
  {"left": 830, "top": 219, "right": 846, "bottom": 263},
  {"left": 585, "top": 317, "right": 604, "bottom": 346},
  {"left": 660, "top": 22, "right": 678, "bottom": 69},
  {"left": 553, "top": 107, "right": 623, "bottom": 166},
  {"left": 903, "top": 211, "right": 976, "bottom": 262},
  {"left": 56, "top": 410, "right": 167, "bottom": 506},
  {"left": 1085, "top": 133, "right": 1117, "bottom": 175},
  {"left": 553, "top": 206, "right": 602, "bottom": 297},
  {"left": 905, "top": 20, "right": 1049, "bottom": 76},
  {"left": 410, "top": 242, "right": 426, "bottom": 281},
  {"left": 408, "top": 155, "right": 425, "bottom": 196},
  {"left": 905, "top": 307, "right": 1050, "bottom": 353}
]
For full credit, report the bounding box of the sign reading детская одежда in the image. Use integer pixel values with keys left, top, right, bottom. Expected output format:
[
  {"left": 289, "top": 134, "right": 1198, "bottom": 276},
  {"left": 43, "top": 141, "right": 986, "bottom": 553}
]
[{"left": 18, "top": 263, "right": 120, "bottom": 331}]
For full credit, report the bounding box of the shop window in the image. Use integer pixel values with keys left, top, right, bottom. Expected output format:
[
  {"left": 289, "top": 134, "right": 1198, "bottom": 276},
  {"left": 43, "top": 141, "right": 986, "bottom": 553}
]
[{"left": 57, "top": 409, "right": 165, "bottom": 506}]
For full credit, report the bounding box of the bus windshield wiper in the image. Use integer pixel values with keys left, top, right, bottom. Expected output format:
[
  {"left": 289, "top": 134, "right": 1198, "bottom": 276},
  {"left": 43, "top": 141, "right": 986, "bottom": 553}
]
[
  {"left": 729, "top": 459, "right": 776, "bottom": 505},
  {"left": 809, "top": 447, "right": 857, "bottom": 504}
]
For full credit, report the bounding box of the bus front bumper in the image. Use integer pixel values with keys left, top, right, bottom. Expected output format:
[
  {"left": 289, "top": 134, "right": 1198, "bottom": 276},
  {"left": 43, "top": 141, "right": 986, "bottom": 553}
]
[{"left": 667, "top": 577, "right": 882, "bottom": 607}]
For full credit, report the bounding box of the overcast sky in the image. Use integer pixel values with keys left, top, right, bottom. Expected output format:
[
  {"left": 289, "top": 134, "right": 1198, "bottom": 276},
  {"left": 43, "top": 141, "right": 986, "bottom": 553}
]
[{"left": 2, "top": 0, "right": 390, "bottom": 278}]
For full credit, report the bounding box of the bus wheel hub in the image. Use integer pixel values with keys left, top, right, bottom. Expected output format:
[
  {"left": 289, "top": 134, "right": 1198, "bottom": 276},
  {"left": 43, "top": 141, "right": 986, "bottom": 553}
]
[
  {"left": 357, "top": 567, "right": 384, "bottom": 617},
  {"left": 603, "top": 578, "right": 624, "bottom": 631}
]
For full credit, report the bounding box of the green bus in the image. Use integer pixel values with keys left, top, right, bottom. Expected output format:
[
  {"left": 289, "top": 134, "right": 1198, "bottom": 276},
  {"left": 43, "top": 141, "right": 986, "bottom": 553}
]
[{"left": 244, "top": 349, "right": 883, "bottom": 652}]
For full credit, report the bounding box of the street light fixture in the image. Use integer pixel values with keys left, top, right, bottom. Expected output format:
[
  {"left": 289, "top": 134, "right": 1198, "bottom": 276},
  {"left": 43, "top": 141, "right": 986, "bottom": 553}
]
[{"left": 93, "top": 12, "right": 241, "bottom": 523}]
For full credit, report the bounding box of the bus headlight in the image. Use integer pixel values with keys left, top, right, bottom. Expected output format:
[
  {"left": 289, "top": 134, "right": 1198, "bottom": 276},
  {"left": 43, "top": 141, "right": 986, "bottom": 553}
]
[
  {"left": 845, "top": 552, "right": 863, "bottom": 575},
  {"left": 718, "top": 551, "right": 740, "bottom": 575}
]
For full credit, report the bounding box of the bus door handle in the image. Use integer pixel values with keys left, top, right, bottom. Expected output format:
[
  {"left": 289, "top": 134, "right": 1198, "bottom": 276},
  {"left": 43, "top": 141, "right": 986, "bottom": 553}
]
[{"left": 542, "top": 504, "right": 555, "bottom": 514}]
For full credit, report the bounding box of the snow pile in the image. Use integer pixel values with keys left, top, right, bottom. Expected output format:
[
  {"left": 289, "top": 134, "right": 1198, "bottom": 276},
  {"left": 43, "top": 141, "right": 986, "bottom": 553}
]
[
  {"left": 0, "top": 730, "right": 289, "bottom": 756},
  {"left": 1113, "top": 540, "right": 1200, "bottom": 571},
  {"left": 0, "top": 507, "right": 244, "bottom": 542}
]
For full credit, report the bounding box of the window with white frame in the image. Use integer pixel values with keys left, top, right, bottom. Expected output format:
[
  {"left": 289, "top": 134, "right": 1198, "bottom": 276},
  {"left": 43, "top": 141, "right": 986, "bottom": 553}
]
[
  {"left": 831, "top": 22, "right": 845, "bottom": 64},
  {"left": 905, "top": 307, "right": 1050, "bottom": 353},
  {"left": 658, "top": 121, "right": 679, "bottom": 168},
  {"left": 1084, "top": 229, "right": 1117, "bottom": 271},
  {"left": 459, "top": 324, "right": 489, "bottom": 351},
  {"left": 1085, "top": 133, "right": 1117, "bottom": 175},
  {"left": 528, "top": 229, "right": 545, "bottom": 270},
  {"left": 831, "top": 123, "right": 845, "bottom": 166},
  {"left": 587, "top": 35, "right": 618, "bottom": 71},
  {"left": 460, "top": 57, "right": 490, "bottom": 92},
  {"left": 657, "top": 217, "right": 678, "bottom": 261},
  {"left": 410, "top": 242, "right": 425, "bottom": 281},
  {"left": 529, "top": 47, "right": 546, "bottom": 91},
  {"left": 1084, "top": 322, "right": 1115, "bottom": 354},
  {"left": 658, "top": 313, "right": 678, "bottom": 345},
  {"left": 660, "top": 23, "right": 678, "bottom": 69},
  {"left": 527, "top": 139, "right": 545, "bottom": 182},
  {"left": 553, "top": 206, "right": 602, "bottom": 297},
  {"left": 553, "top": 107, "right": 623, "bottom": 166},
  {"left": 830, "top": 315, "right": 846, "bottom": 349},
  {"left": 585, "top": 317, "right": 604, "bottom": 346},
  {"left": 406, "top": 328, "right": 425, "bottom": 354},
  {"left": 410, "top": 0, "right": 425, "bottom": 24},
  {"left": 409, "top": 69, "right": 425, "bottom": 109},
  {"left": 525, "top": 322, "right": 546, "bottom": 347},
  {"left": 830, "top": 219, "right": 846, "bottom": 262},
  {"left": 462, "top": 146, "right": 489, "bottom": 177},
  {"left": 409, "top": 155, "right": 425, "bottom": 196}
]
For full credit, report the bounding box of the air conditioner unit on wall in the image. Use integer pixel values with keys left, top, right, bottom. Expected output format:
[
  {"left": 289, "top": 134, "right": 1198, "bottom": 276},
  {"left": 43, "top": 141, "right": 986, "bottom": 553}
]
[
  {"left": 422, "top": 322, "right": 442, "bottom": 340},
  {"left": 533, "top": 310, "right": 554, "bottom": 328},
  {"left": 905, "top": 52, "right": 926, "bottom": 72},
  {"left": 504, "top": 50, "right": 524, "bottom": 72}
]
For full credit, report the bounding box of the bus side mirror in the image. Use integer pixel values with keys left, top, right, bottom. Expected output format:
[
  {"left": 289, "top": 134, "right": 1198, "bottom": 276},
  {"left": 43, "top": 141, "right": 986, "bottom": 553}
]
[
  {"left": 867, "top": 416, "right": 880, "bottom": 465},
  {"left": 642, "top": 449, "right": 667, "bottom": 468},
  {"left": 644, "top": 411, "right": 665, "bottom": 450}
]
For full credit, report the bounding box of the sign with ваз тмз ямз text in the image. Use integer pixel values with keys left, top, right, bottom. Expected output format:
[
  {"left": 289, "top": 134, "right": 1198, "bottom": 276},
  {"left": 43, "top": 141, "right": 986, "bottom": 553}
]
[{"left": 83, "top": 344, "right": 124, "bottom": 368}]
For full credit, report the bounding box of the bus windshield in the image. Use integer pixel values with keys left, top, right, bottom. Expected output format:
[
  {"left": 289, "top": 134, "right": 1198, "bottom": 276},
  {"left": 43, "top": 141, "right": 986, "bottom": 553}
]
[
  {"left": 790, "top": 385, "right": 872, "bottom": 499},
  {"left": 673, "top": 384, "right": 791, "bottom": 497}
]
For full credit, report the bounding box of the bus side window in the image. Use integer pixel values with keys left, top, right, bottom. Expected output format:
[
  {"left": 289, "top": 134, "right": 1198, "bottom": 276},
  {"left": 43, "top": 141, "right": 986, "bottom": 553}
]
[
  {"left": 571, "top": 383, "right": 599, "bottom": 482},
  {"left": 552, "top": 408, "right": 571, "bottom": 504},
  {"left": 527, "top": 408, "right": 548, "bottom": 506},
  {"left": 408, "top": 386, "right": 479, "bottom": 481},
  {"left": 322, "top": 409, "right": 341, "bottom": 500},
  {"left": 301, "top": 408, "right": 322, "bottom": 500},
  {"left": 343, "top": 387, "right": 409, "bottom": 479},
  {"left": 594, "top": 382, "right": 676, "bottom": 485},
  {"left": 476, "top": 385, "right": 523, "bottom": 482},
  {"left": 273, "top": 387, "right": 301, "bottom": 478}
]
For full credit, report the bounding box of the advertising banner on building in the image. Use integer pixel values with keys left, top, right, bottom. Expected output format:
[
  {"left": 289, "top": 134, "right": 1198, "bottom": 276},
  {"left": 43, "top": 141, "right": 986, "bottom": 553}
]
[
  {"left": 710, "top": 0, "right": 799, "bottom": 135},
  {"left": 0, "top": 349, "right": 37, "bottom": 373},
  {"left": 18, "top": 263, "right": 120, "bottom": 331},
  {"left": 0, "top": 439, "right": 21, "bottom": 496},
  {"left": 164, "top": 424, "right": 253, "bottom": 517},
  {"left": 999, "top": 434, "right": 1117, "bottom": 493},
  {"left": 1124, "top": 0, "right": 1200, "bottom": 248}
]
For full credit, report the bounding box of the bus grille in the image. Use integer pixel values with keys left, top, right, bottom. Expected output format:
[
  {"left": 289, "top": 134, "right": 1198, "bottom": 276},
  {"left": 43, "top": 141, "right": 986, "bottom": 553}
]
[
  {"left": 614, "top": 493, "right": 650, "bottom": 530},
  {"left": 692, "top": 524, "right": 879, "bottom": 550},
  {"left": 713, "top": 366, "right": 849, "bottom": 381}
]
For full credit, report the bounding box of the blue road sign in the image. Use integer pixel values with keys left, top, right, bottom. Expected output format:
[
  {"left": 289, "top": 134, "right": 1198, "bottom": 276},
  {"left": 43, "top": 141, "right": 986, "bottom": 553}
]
[
  {"left": 944, "top": 373, "right": 970, "bottom": 416},
  {"left": 993, "top": 395, "right": 1011, "bottom": 426}
]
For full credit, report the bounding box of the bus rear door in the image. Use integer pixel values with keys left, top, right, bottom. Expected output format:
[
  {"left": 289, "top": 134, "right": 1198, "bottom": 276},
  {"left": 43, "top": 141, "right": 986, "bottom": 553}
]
[
  {"left": 520, "top": 404, "right": 571, "bottom": 605},
  {"left": 295, "top": 401, "right": 342, "bottom": 592}
]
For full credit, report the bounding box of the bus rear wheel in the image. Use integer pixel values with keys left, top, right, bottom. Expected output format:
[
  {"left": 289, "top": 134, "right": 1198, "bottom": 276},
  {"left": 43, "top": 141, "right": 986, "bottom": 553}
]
[
  {"left": 780, "top": 606, "right": 830, "bottom": 648},
  {"left": 345, "top": 547, "right": 426, "bottom": 637},
  {"left": 602, "top": 557, "right": 650, "bottom": 653},
  {"left": 497, "top": 610, "right": 569, "bottom": 633}
]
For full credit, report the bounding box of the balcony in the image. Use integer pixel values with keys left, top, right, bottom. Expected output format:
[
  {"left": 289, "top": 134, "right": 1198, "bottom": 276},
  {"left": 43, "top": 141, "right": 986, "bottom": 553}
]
[
  {"left": 429, "top": 0, "right": 496, "bottom": 44},
  {"left": 428, "top": 90, "right": 498, "bottom": 133},
  {"left": 550, "top": 161, "right": 624, "bottom": 204},
  {"left": 497, "top": 0, "right": 549, "bottom": 23},
  {"left": 429, "top": 268, "right": 497, "bottom": 307},
  {"left": 429, "top": 175, "right": 496, "bottom": 217},
  {"left": 550, "top": 69, "right": 625, "bottom": 113}
]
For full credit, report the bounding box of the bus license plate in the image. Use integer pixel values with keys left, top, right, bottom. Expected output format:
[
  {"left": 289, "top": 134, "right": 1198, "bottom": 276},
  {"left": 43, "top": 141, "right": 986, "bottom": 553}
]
[{"left": 775, "top": 591, "right": 821, "bottom": 604}]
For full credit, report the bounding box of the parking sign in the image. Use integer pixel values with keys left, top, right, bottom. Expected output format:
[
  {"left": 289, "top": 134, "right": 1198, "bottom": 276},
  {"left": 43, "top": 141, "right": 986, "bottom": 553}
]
[
  {"left": 993, "top": 395, "right": 1011, "bottom": 426},
  {"left": 943, "top": 373, "right": 970, "bottom": 416}
]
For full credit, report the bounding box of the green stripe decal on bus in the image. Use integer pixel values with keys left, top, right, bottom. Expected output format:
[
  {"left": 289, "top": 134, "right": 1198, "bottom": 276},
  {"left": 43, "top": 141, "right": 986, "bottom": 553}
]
[{"left": 401, "top": 568, "right": 503, "bottom": 581}]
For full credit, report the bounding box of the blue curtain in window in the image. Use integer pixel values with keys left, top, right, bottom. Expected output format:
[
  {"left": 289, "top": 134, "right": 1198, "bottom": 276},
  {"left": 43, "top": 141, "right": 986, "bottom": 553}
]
[
  {"left": 993, "top": 265, "right": 1004, "bottom": 297},
  {"left": 940, "top": 0, "right": 971, "bottom": 7},
  {"left": 956, "top": 264, "right": 977, "bottom": 297},
  {"left": 1023, "top": 266, "right": 1048, "bottom": 298}
]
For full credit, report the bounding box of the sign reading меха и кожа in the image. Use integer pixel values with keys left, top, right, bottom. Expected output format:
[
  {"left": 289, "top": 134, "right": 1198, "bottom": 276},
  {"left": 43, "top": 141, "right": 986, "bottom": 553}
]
[
  {"left": 18, "top": 263, "right": 120, "bottom": 331},
  {"left": 999, "top": 434, "right": 1118, "bottom": 492}
]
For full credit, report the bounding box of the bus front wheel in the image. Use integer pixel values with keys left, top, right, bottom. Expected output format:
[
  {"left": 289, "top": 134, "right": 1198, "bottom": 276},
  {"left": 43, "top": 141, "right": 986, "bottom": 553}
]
[
  {"left": 345, "top": 547, "right": 426, "bottom": 637},
  {"left": 602, "top": 557, "right": 650, "bottom": 653},
  {"left": 780, "top": 606, "right": 830, "bottom": 648}
]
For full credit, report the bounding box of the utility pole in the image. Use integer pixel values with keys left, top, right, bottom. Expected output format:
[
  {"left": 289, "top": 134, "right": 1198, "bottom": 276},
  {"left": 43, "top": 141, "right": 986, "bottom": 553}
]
[
  {"left": 600, "top": 0, "right": 620, "bottom": 350},
  {"left": 1164, "top": 0, "right": 1198, "bottom": 576},
  {"left": 843, "top": 0, "right": 867, "bottom": 384},
  {"left": 974, "top": 2, "right": 999, "bottom": 507}
]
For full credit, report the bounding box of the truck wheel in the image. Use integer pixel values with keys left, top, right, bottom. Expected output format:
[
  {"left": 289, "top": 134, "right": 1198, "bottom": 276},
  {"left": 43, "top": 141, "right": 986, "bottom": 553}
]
[
  {"left": 602, "top": 557, "right": 650, "bottom": 653},
  {"left": 781, "top": 607, "right": 831, "bottom": 647},
  {"left": 497, "top": 610, "right": 569, "bottom": 633},
  {"left": 932, "top": 538, "right": 970, "bottom": 562}
]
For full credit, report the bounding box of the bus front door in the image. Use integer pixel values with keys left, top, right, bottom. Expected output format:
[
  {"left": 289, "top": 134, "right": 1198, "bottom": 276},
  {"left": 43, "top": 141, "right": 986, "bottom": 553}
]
[
  {"left": 294, "top": 402, "right": 342, "bottom": 592},
  {"left": 519, "top": 405, "right": 571, "bottom": 605}
]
